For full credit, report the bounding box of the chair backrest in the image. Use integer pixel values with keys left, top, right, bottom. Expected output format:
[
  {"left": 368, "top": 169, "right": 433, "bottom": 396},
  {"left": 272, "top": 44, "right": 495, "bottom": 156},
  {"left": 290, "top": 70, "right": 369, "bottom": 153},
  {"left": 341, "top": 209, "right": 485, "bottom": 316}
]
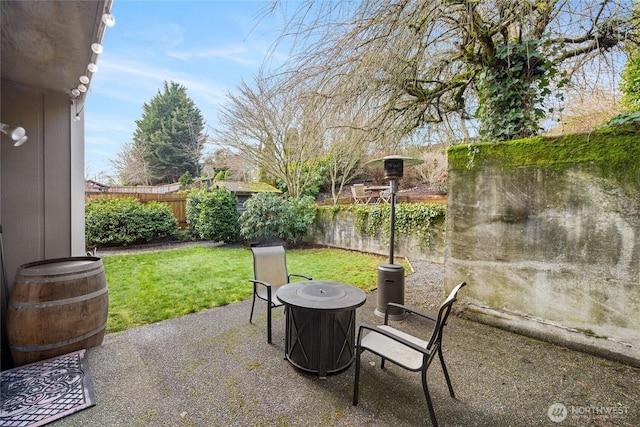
[
  {"left": 352, "top": 183, "right": 366, "bottom": 197},
  {"left": 426, "top": 282, "right": 467, "bottom": 352},
  {"left": 351, "top": 186, "right": 359, "bottom": 198},
  {"left": 251, "top": 246, "right": 289, "bottom": 287}
]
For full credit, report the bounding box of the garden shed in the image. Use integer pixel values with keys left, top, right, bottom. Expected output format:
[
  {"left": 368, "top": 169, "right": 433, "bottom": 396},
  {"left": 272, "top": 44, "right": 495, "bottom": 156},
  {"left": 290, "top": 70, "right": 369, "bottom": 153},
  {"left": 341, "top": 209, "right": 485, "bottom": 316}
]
[{"left": 213, "top": 180, "right": 281, "bottom": 212}]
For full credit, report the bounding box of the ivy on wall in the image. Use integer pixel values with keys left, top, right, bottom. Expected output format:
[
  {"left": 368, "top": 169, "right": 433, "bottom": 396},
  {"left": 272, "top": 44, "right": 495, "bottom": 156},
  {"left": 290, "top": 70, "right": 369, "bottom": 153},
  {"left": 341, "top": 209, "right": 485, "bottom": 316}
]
[{"left": 319, "top": 203, "right": 446, "bottom": 248}]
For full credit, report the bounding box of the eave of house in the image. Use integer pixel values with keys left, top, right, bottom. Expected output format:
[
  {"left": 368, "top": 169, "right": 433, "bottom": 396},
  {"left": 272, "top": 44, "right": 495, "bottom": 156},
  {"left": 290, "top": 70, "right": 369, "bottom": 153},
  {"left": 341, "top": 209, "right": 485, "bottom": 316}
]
[{"left": 1, "top": 0, "right": 113, "bottom": 100}]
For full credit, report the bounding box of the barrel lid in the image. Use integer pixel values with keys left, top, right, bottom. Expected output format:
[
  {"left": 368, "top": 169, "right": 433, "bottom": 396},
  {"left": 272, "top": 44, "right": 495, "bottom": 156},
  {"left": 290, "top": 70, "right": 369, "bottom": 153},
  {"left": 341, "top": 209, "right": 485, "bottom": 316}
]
[{"left": 18, "top": 257, "right": 102, "bottom": 275}]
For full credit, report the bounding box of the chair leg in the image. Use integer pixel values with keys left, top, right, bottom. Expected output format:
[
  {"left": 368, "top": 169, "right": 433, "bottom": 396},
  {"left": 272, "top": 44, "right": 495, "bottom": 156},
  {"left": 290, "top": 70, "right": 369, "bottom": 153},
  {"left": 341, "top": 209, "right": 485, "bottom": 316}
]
[
  {"left": 267, "top": 304, "right": 272, "bottom": 344},
  {"left": 284, "top": 306, "right": 288, "bottom": 358},
  {"left": 249, "top": 293, "right": 256, "bottom": 323},
  {"left": 422, "top": 368, "right": 439, "bottom": 427},
  {"left": 438, "top": 347, "right": 455, "bottom": 398},
  {"left": 352, "top": 346, "right": 362, "bottom": 405}
]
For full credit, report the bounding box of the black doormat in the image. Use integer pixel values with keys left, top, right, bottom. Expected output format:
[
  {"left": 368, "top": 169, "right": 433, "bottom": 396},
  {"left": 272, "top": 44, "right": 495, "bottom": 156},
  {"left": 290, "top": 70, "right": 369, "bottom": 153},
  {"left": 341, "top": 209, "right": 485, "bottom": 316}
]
[{"left": 0, "top": 349, "right": 96, "bottom": 427}]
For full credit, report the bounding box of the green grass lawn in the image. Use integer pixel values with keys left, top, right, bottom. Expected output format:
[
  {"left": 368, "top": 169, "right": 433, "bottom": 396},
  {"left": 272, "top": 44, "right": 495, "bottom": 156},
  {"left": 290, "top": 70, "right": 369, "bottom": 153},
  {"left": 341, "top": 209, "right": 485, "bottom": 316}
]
[{"left": 103, "top": 245, "right": 404, "bottom": 333}]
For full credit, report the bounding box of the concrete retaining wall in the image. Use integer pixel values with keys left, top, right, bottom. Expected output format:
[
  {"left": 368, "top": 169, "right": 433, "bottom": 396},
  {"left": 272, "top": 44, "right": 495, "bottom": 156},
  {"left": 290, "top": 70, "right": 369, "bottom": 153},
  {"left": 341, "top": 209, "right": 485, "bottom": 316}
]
[
  {"left": 444, "top": 133, "right": 640, "bottom": 366},
  {"left": 308, "top": 208, "right": 446, "bottom": 264}
]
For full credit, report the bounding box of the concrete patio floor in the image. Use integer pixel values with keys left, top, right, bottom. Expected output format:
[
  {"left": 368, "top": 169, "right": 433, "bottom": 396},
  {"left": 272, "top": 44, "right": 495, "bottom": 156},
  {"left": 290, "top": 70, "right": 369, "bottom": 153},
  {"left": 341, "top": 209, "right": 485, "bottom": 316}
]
[{"left": 52, "top": 260, "right": 640, "bottom": 427}]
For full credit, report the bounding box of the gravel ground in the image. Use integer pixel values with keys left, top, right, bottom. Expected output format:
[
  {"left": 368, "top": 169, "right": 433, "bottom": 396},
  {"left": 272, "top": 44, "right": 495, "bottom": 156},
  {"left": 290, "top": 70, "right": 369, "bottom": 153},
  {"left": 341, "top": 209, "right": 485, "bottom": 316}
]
[{"left": 404, "top": 258, "right": 446, "bottom": 311}]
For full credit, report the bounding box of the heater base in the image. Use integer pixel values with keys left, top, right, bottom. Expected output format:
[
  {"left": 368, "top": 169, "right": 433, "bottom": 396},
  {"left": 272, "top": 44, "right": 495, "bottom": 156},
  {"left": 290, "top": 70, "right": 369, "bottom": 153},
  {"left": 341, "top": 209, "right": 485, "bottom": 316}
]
[{"left": 375, "top": 263, "right": 407, "bottom": 320}]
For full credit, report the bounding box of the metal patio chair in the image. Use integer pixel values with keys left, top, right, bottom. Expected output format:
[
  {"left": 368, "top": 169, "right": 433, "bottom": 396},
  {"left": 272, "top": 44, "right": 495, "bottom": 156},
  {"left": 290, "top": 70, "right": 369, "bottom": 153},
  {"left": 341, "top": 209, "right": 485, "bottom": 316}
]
[
  {"left": 378, "top": 188, "right": 391, "bottom": 203},
  {"left": 249, "top": 245, "right": 312, "bottom": 344},
  {"left": 353, "top": 281, "right": 467, "bottom": 427},
  {"left": 351, "top": 184, "right": 373, "bottom": 205}
]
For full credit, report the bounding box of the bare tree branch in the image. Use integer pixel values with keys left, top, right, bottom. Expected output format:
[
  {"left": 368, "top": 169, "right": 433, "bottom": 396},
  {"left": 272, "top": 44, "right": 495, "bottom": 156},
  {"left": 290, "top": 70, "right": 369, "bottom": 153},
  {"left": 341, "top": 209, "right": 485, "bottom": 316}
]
[
  {"left": 213, "top": 74, "right": 324, "bottom": 198},
  {"left": 267, "top": 0, "right": 634, "bottom": 142}
]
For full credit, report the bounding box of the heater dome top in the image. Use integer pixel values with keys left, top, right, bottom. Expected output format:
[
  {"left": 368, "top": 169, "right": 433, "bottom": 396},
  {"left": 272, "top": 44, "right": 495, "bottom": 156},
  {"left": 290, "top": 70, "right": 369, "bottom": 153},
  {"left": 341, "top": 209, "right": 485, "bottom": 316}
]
[
  {"left": 365, "top": 155, "right": 423, "bottom": 180},
  {"left": 364, "top": 155, "right": 423, "bottom": 169}
]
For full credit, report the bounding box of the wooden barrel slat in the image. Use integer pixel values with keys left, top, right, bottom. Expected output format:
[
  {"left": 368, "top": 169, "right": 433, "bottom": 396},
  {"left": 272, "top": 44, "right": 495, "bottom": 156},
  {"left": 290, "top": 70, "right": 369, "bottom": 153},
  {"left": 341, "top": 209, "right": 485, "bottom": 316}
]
[{"left": 7, "top": 257, "right": 109, "bottom": 366}]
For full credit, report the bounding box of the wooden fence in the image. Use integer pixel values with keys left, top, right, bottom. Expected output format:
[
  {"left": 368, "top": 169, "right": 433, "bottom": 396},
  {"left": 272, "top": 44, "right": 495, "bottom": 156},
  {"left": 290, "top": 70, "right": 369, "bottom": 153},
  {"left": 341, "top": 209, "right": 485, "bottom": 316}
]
[{"left": 85, "top": 193, "right": 189, "bottom": 229}]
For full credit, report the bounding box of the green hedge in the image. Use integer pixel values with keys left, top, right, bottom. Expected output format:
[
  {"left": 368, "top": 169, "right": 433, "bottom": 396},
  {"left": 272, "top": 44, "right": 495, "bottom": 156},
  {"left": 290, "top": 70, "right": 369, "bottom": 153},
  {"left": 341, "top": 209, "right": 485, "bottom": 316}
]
[{"left": 85, "top": 197, "right": 178, "bottom": 247}]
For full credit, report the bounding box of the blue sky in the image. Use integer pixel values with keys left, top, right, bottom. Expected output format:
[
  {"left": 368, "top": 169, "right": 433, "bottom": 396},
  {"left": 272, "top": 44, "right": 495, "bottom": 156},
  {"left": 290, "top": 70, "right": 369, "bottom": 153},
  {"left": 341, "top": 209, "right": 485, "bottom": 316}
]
[{"left": 84, "top": 0, "right": 291, "bottom": 180}]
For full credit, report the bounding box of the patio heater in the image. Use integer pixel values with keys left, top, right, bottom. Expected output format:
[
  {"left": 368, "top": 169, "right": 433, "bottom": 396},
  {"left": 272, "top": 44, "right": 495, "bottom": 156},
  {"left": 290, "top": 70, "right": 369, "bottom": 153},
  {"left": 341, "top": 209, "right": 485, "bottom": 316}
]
[{"left": 366, "top": 155, "right": 423, "bottom": 319}]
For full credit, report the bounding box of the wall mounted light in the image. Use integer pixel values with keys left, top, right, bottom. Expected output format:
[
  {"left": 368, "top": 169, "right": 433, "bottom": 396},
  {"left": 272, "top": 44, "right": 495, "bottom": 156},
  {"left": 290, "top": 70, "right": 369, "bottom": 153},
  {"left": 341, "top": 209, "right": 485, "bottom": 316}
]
[
  {"left": 0, "top": 123, "right": 28, "bottom": 147},
  {"left": 68, "top": 10, "right": 114, "bottom": 100},
  {"left": 102, "top": 13, "right": 116, "bottom": 27},
  {"left": 72, "top": 99, "right": 84, "bottom": 123},
  {"left": 91, "top": 43, "right": 103, "bottom": 54}
]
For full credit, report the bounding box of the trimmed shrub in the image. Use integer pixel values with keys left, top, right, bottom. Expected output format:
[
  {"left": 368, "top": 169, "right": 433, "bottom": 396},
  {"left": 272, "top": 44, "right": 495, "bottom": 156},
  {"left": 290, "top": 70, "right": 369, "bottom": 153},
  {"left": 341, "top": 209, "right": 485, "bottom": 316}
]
[
  {"left": 186, "top": 187, "right": 239, "bottom": 242},
  {"left": 287, "top": 195, "right": 318, "bottom": 243},
  {"left": 239, "top": 193, "right": 317, "bottom": 244},
  {"left": 85, "top": 197, "right": 178, "bottom": 247}
]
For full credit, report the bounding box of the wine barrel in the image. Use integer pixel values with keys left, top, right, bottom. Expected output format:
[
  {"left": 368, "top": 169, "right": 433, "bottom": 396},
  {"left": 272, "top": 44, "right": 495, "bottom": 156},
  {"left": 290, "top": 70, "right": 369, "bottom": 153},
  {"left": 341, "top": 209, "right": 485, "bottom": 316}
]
[{"left": 7, "top": 257, "right": 109, "bottom": 366}]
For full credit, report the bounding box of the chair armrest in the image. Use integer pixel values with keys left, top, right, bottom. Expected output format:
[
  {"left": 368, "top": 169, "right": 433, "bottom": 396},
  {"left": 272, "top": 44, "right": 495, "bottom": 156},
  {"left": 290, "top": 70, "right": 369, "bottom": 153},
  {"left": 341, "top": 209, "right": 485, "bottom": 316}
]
[
  {"left": 357, "top": 323, "right": 431, "bottom": 356},
  {"left": 250, "top": 279, "right": 275, "bottom": 301},
  {"left": 249, "top": 279, "right": 272, "bottom": 288},
  {"left": 289, "top": 273, "right": 312, "bottom": 281},
  {"left": 250, "top": 279, "right": 273, "bottom": 296},
  {"left": 385, "top": 302, "right": 436, "bottom": 324}
]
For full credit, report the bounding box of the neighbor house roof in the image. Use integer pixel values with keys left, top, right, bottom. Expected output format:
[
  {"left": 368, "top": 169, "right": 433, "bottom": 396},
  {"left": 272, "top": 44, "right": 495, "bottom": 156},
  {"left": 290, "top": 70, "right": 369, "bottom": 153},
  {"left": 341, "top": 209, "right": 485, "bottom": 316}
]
[{"left": 216, "top": 180, "right": 281, "bottom": 195}]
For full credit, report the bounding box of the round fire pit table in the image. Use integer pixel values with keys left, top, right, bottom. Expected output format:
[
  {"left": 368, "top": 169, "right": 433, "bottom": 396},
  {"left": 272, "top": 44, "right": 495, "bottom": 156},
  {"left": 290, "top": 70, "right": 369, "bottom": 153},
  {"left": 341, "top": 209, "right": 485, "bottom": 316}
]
[{"left": 276, "top": 280, "right": 366, "bottom": 379}]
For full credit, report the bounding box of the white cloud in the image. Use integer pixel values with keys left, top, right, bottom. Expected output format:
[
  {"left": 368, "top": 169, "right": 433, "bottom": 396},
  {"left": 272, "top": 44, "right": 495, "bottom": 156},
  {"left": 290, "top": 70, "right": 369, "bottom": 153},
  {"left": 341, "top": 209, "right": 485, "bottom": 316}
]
[
  {"left": 166, "top": 45, "right": 258, "bottom": 66},
  {"left": 95, "top": 57, "right": 229, "bottom": 106}
]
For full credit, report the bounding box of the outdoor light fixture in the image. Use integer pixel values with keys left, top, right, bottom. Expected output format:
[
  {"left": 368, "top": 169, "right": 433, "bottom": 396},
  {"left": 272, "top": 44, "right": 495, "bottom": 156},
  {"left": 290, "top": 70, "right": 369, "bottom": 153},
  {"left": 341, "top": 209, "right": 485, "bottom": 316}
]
[
  {"left": 102, "top": 13, "right": 116, "bottom": 27},
  {"left": 0, "top": 123, "right": 28, "bottom": 147},
  {"left": 91, "top": 43, "right": 103, "bottom": 54},
  {"left": 72, "top": 99, "right": 84, "bottom": 123},
  {"left": 69, "top": 11, "right": 114, "bottom": 100},
  {"left": 365, "top": 155, "right": 424, "bottom": 319}
]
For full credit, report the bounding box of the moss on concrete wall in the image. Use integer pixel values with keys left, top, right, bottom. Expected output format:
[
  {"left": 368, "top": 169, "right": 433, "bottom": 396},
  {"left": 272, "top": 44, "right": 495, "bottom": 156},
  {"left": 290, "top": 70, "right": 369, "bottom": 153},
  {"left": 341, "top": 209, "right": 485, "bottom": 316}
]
[{"left": 448, "top": 128, "right": 640, "bottom": 198}]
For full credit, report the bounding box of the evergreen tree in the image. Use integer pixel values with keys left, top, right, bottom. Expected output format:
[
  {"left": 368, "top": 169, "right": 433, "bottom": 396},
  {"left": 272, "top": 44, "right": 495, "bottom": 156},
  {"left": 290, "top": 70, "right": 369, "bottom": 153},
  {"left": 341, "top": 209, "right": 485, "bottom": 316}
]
[{"left": 133, "top": 81, "right": 205, "bottom": 184}]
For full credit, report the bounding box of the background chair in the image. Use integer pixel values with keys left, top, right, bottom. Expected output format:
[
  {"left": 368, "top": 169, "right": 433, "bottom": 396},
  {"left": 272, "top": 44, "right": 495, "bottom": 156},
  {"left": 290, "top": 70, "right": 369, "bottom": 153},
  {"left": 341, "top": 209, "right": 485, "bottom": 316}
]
[
  {"left": 249, "top": 246, "right": 312, "bottom": 343},
  {"left": 378, "top": 189, "right": 391, "bottom": 203},
  {"left": 353, "top": 281, "right": 467, "bottom": 427},
  {"left": 351, "top": 184, "right": 373, "bottom": 204}
]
